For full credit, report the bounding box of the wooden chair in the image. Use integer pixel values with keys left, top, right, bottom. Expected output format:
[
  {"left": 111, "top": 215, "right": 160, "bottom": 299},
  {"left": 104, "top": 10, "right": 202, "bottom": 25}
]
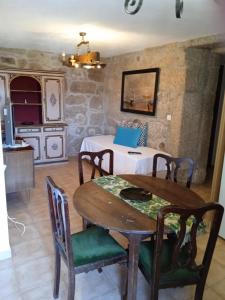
[
  {"left": 78, "top": 149, "right": 114, "bottom": 185},
  {"left": 78, "top": 149, "right": 114, "bottom": 229},
  {"left": 138, "top": 203, "right": 224, "bottom": 300},
  {"left": 46, "top": 176, "right": 127, "bottom": 300},
  {"left": 152, "top": 153, "right": 195, "bottom": 188}
]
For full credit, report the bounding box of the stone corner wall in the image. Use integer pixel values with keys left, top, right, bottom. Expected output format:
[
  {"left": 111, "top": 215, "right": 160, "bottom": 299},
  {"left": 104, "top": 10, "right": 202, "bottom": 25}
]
[
  {"left": 1, "top": 33, "right": 224, "bottom": 182},
  {"left": 102, "top": 42, "right": 187, "bottom": 155},
  {"left": 102, "top": 36, "right": 225, "bottom": 183},
  {"left": 179, "top": 47, "right": 223, "bottom": 183},
  {"left": 0, "top": 47, "right": 106, "bottom": 156},
  {"left": 65, "top": 68, "right": 105, "bottom": 155}
]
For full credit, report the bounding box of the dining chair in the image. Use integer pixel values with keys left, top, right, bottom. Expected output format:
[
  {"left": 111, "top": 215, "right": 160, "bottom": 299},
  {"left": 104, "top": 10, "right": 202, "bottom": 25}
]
[
  {"left": 138, "top": 202, "right": 224, "bottom": 300},
  {"left": 46, "top": 176, "right": 127, "bottom": 300},
  {"left": 152, "top": 153, "right": 195, "bottom": 188},
  {"left": 78, "top": 149, "right": 114, "bottom": 229},
  {"left": 78, "top": 149, "right": 114, "bottom": 185}
]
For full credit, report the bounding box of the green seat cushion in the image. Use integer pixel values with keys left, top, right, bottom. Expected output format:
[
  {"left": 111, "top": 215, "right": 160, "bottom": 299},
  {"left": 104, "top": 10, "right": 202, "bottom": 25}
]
[
  {"left": 139, "top": 239, "right": 200, "bottom": 285},
  {"left": 71, "top": 226, "right": 126, "bottom": 267}
]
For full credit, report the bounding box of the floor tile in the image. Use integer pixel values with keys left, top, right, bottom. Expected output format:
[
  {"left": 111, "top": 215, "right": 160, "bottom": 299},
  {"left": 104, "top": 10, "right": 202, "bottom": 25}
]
[
  {"left": 0, "top": 267, "right": 19, "bottom": 297},
  {"left": 11, "top": 237, "right": 49, "bottom": 266},
  {"left": 201, "top": 287, "right": 224, "bottom": 300},
  {"left": 0, "top": 157, "right": 224, "bottom": 300},
  {"left": 211, "top": 278, "right": 225, "bottom": 299},
  {"left": 205, "top": 259, "right": 225, "bottom": 286},
  {"left": 14, "top": 255, "right": 54, "bottom": 292}
]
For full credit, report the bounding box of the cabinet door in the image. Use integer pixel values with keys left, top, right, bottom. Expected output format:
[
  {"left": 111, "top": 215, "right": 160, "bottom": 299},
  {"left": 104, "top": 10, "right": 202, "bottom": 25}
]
[
  {"left": 22, "top": 136, "right": 42, "bottom": 162},
  {"left": 0, "top": 73, "right": 9, "bottom": 115},
  {"left": 15, "top": 127, "right": 42, "bottom": 163},
  {"left": 42, "top": 77, "right": 63, "bottom": 123},
  {"left": 43, "top": 134, "right": 65, "bottom": 161}
]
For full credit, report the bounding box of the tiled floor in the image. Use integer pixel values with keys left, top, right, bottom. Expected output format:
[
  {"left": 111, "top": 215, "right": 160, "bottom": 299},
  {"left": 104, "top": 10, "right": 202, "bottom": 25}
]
[{"left": 0, "top": 158, "right": 225, "bottom": 300}]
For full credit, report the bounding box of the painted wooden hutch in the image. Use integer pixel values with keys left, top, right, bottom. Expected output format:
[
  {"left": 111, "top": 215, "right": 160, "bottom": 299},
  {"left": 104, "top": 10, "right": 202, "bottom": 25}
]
[{"left": 0, "top": 69, "right": 67, "bottom": 164}]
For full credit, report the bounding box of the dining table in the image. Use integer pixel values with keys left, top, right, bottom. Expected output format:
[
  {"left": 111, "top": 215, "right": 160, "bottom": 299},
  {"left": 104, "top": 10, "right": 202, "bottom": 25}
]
[{"left": 73, "top": 174, "right": 205, "bottom": 300}]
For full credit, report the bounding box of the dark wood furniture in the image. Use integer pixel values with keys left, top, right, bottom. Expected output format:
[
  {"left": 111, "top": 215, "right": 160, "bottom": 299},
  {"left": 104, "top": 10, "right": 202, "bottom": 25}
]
[
  {"left": 139, "top": 203, "right": 224, "bottom": 300},
  {"left": 78, "top": 149, "right": 114, "bottom": 229},
  {"left": 152, "top": 153, "right": 195, "bottom": 188},
  {"left": 73, "top": 174, "right": 205, "bottom": 300},
  {"left": 78, "top": 149, "right": 114, "bottom": 185},
  {"left": 3, "top": 145, "right": 34, "bottom": 193},
  {"left": 46, "top": 176, "right": 127, "bottom": 300}
]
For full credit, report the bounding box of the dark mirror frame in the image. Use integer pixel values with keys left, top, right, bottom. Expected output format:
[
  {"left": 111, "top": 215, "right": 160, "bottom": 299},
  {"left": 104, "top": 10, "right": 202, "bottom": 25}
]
[{"left": 121, "top": 68, "right": 160, "bottom": 116}]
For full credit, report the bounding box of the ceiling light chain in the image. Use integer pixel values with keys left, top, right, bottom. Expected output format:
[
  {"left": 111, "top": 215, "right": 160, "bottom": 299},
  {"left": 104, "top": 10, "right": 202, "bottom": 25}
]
[
  {"left": 61, "top": 32, "right": 106, "bottom": 69},
  {"left": 124, "top": 0, "right": 184, "bottom": 18}
]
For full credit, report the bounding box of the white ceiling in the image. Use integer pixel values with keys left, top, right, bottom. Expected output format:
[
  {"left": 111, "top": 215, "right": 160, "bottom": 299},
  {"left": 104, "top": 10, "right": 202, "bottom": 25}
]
[{"left": 0, "top": 0, "right": 224, "bottom": 57}]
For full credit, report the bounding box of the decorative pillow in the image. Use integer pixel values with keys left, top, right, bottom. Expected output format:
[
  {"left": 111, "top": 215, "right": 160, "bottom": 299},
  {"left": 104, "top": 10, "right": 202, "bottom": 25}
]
[
  {"left": 113, "top": 127, "right": 142, "bottom": 148},
  {"left": 119, "top": 119, "right": 148, "bottom": 147}
]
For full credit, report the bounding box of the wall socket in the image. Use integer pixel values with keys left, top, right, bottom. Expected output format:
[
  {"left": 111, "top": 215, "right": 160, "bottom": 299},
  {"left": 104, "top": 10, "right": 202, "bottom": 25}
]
[{"left": 166, "top": 114, "right": 172, "bottom": 121}]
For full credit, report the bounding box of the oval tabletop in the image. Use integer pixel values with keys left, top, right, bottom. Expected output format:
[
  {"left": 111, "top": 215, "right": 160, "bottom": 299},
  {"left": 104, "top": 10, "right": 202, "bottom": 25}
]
[{"left": 73, "top": 175, "right": 205, "bottom": 235}]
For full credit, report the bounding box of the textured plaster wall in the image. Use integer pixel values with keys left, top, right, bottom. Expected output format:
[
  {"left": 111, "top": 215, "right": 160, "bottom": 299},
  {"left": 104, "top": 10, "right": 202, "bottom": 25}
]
[
  {"left": 0, "top": 48, "right": 105, "bottom": 156},
  {"left": 103, "top": 36, "right": 224, "bottom": 182}
]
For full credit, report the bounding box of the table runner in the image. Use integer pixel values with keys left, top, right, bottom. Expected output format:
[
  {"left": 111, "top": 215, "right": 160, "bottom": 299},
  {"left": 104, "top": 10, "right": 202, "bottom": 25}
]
[{"left": 93, "top": 175, "right": 205, "bottom": 235}]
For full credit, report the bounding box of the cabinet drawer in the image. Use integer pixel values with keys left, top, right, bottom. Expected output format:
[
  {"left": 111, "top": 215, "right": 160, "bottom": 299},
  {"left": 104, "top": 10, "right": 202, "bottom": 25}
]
[
  {"left": 17, "top": 127, "right": 41, "bottom": 133},
  {"left": 43, "top": 127, "right": 64, "bottom": 132}
]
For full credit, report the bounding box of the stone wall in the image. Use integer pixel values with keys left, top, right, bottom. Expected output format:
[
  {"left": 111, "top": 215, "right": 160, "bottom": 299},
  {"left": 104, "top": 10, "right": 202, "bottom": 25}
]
[
  {"left": 0, "top": 48, "right": 105, "bottom": 156},
  {"left": 180, "top": 47, "right": 222, "bottom": 181},
  {"left": 0, "top": 34, "right": 224, "bottom": 182},
  {"left": 103, "top": 43, "right": 186, "bottom": 155},
  {"left": 103, "top": 36, "right": 224, "bottom": 182}
]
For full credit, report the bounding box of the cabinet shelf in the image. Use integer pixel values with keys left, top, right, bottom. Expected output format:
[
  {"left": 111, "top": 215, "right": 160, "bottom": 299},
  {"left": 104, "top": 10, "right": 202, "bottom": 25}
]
[
  {"left": 12, "top": 103, "right": 42, "bottom": 106},
  {"left": 11, "top": 89, "right": 41, "bottom": 93}
]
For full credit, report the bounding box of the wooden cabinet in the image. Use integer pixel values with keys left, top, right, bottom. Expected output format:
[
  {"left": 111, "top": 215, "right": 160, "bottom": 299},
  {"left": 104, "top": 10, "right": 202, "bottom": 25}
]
[
  {"left": 15, "top": 125, "right": 67, "bottom": 164},
  {"left": 0, "top": 73, "right": 9, "bottom": 118},
  {"left": 42, "top": 77, "right": 63, "bottom": 123},
  {"left": 43, "top": 126, "right": 66, "bottom": 162},
  {"left": 0, "top": 69, "right": 67, "bottom": 164},
  {"left": 16, "top": 127, "right": 42, "bottom": 163},
  {"left": 3, "top": 146, "right": 34, "bottom": 193},
  {"left": 10, "top": 75, "right": 42, "bottom": 126}
]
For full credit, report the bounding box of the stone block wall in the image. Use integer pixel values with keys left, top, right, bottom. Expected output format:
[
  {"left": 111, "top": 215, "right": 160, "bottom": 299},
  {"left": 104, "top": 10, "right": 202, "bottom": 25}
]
[
  {"left": 0, "top": 33, "right": 224, "bottom": 182},
  {"left": 0, "top": 48, "right": 105, "bottom": 156},
  {"left": 103, "top": 43, "right": 187, "bottom": 155},
  {"left": 103, "top": 36, "right": 224, "bottom": 182}
]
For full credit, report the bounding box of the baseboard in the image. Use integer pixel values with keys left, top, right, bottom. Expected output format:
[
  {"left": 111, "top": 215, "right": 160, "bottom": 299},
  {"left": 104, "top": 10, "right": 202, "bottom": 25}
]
[{"left": 0, "top": 247, "right": 11, "bottom": 261}]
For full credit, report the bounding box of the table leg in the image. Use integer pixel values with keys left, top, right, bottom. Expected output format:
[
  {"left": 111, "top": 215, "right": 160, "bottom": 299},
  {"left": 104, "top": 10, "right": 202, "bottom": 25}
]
[{"left": 127, "top": 234, "right": 142, "bottom": 300}]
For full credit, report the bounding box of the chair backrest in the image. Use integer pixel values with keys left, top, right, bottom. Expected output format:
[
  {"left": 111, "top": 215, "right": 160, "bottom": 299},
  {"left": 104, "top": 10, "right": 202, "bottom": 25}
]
[
  {"left": 152, "top": 203, "right": 224, "bottom": 296},
  {"left": 46, "top": 176, "right": 74, "bottom": 267},
  {"left": 78, "top": 149, "right": 114, "bottom": 185},
  {"left": 152, "top": 153, "right": 195, "bottom": 188}
]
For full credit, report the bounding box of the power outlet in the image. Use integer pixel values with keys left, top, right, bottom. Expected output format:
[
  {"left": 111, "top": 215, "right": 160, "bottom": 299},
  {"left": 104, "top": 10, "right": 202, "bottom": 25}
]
[{"left": 166, "top": 114, "right": 172, "bottom": 121}]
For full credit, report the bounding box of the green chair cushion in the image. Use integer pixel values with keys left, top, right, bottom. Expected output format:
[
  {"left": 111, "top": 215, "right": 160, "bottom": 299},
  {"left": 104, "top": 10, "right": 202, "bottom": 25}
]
[
  {"left": 139, "top": 239, "right": 200, "bottom": 285},
  {"left": 71, "top": 226, "right": 126, "bottom": 267}
]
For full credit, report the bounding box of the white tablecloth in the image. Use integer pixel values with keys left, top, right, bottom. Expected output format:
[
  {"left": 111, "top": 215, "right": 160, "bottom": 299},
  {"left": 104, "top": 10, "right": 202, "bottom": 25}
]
[{"left": 80, "top": 135, "right": 169, "bottom": 175}]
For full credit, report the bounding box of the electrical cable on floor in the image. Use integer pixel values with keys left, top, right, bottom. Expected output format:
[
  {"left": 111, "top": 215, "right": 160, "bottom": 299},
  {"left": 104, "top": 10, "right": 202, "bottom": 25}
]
[{"left": 8, "top": 215, "right": 26, "bottom": 236}]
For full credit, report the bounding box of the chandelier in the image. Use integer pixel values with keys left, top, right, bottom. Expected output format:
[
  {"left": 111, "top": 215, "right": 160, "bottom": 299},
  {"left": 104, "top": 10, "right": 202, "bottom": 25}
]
[
  {"left": 61, "top": 32, "right": 106, "bottom": 69},
  {"left": 124, "top": 0, "right": 184, "bottom": 18}
]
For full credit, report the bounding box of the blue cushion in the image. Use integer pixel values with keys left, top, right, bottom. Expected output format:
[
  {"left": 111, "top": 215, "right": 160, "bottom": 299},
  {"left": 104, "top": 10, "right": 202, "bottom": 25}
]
[
  {"left": 113, "top": 127, "right": 141, "bottom": 148},
  {"left": 119, "top": 120, "right": 148, "bottom": 146}
]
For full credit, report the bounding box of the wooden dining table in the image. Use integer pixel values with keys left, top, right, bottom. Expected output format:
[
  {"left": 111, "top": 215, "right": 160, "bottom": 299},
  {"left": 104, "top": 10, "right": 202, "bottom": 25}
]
[{"left": 73, "top": 175, "right": 205, "bottom": 300}]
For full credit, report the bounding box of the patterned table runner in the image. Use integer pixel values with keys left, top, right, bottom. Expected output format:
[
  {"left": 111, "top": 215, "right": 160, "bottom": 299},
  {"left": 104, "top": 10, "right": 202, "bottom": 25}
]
[{"left": 93, "top": 175, "right": 205, "bottom": 235}]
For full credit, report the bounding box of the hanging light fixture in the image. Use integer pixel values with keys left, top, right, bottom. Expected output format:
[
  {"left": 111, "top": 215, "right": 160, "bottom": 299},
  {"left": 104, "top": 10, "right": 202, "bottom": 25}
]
[
  {"left": 61, "top": 32, "right": 106, "bottom": 69},
  {"left": 124, "top": 0, "right": 184, "bottom": 18}
]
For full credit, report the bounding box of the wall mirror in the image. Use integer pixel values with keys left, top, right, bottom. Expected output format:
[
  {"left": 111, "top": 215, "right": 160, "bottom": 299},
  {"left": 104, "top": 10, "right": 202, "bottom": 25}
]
[{"left": 121, "top": 68, "right": 160, "bottom": 116}]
